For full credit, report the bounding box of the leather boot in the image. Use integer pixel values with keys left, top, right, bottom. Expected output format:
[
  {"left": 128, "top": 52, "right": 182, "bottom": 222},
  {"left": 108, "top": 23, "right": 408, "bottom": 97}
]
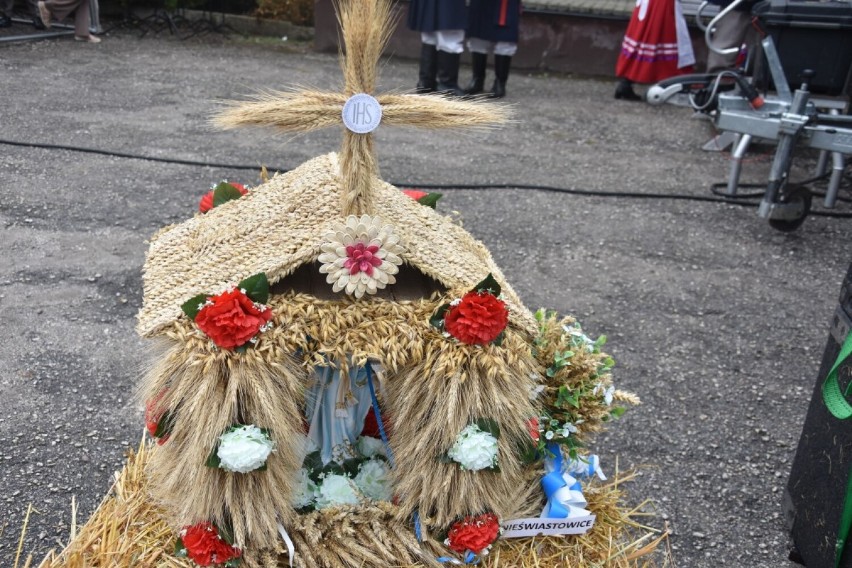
[
  {"left": 490, "top": 54, "right": 511, "bottom": 98},
  {"left": 436, "top": 50, "right": 465, "bottom": 96},
  {"left": 464, "top": 52, "right": 488, "bottom": 96},
  {"left": 416, "top": 43, "right": 438, "bottom": 93},
  {"left": 614, "top": 78, "right": 642, "bottom": 101}
]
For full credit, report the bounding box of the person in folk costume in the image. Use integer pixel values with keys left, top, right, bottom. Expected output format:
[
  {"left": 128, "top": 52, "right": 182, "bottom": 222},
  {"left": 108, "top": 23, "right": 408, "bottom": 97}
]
[
  {"left": 408, "top": 0, "right": 467, "bottom": 95},
  {"left": 463, "top": 0, "right": 521, "bottom": 98},
  {"left": 614, "top": 0, "right": 695, "bottom": 100}
]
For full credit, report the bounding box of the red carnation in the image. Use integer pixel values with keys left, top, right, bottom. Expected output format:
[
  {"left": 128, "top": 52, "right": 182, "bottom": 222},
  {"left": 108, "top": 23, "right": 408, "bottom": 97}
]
[
  {"left": 180, "top": 522, "right": 241, "bottom": 566},
  {"left": 195, "top": 288, "right": 273, "bottom": 349},
  {"left": 144, "top": 391, "right": 170, "bottom": 445},
  {"left": 446, "top": 513, "right": 501, "bottom": 554},
  {"left": 402, "top": 189, "right": 428, "bottom": 201},
  {"left": 199, "top": 182, "right": 248, "bottom": 213},
  {"left": 443, "top": 292, "right": 508, "bottom": 345},
  {"left": 527, "top": 417, "right": 540, "bottom": 442}
]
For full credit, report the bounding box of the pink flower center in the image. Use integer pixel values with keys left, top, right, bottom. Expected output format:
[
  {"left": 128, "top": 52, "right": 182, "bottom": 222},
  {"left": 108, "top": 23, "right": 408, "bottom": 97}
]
[{"left": 344, "top": 243, "right": 382, "bottom": 276}]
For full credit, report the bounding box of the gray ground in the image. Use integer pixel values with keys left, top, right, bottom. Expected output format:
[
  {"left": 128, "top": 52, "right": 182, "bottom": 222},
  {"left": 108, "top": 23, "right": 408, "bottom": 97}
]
[{"left": 1, "top": 28, "right": 850, "bottom": 568}]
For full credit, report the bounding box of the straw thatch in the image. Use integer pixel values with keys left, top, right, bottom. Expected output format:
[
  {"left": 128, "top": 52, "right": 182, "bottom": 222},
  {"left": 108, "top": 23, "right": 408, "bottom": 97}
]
[{"left": 136, "top": 153, "right": 536, "bottom": 339}]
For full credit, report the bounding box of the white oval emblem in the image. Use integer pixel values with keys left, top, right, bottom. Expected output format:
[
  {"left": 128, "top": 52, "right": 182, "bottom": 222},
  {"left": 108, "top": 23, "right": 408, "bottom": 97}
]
[{"left": 342, "top": 93, "right": 382, "bottom": 134}]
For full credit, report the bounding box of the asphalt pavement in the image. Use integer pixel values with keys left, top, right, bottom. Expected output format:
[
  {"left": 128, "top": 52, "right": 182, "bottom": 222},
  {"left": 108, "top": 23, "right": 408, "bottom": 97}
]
[{"left": 0, "top": 27, "right": 850, "bottom": 567}]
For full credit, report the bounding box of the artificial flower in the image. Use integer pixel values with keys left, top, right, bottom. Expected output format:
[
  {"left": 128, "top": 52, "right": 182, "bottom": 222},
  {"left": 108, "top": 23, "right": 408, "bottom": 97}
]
[
  {"left": 144, "top": 391, "right": 172, "bottom": 445},
  {"left": 216, "top": 425, "right": 275, "bottom": 473},
  {"left": 293, "top": 467, "right": 319, "bottom": 509},
  {"left": 401, "top": 189, "right": 428, "bottom": 200},
  {"left": 356, "top": 436, "right": 387, "bottom": 459},
  {"left": 317, "top": 215, "right": 404, "bottom": 299},
  {"left": 443, "top": 291, "right": 508, "bottom": 345},
  {"left": 354, "top": 458, "right": 392, "bottom": 502},
  {"left": 178, "top": 521, "right": 241, "bottom": 566},
  {"left": 527, "top": 417, "right": 540, "bottom": 443},
  {"left": 445, "top": 513, "right": 501, "bottom": 555},
  {"left": 315, "top": 473, "right": 361, "bottom": 509},
  {"left": 199, "top": 181, "right": 248, "bottom": 213},
  {"left": 448, "top": 424, "right": 498, "bottom": 471},
  {"left": 194, "top": 287, "right": 273, "bottom": 350},
  {"left": 401, "top": 188, "right": 442, "bottom": 208}
]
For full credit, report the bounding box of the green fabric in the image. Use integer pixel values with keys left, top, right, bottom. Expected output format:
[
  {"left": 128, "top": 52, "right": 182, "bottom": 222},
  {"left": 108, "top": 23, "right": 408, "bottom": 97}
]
[
  {"left": 823, "top": 333, "right": 852, "bottom": 420},
  {"left": 820, "top": 332, "right": 852, "bottom": 567}
]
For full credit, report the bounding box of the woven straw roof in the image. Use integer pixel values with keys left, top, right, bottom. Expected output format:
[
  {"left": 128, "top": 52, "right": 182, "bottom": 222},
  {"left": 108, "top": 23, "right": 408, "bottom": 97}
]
[{"left": 137, "top": 152, "right": 535, "bottom": 337}]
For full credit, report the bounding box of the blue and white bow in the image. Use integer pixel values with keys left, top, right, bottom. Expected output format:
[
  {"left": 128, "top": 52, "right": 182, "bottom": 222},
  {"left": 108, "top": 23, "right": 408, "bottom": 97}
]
[
  {"left": 565, "top": 454, "right": 606, "bottom": 481},
  {"left": 540, "top": 443, "right": 591, "bottom": 519}
]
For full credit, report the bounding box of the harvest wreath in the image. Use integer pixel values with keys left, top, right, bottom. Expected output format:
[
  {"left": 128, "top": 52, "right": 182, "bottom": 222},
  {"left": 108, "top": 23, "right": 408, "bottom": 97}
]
[{"left": 34, "top": 0, "right": 663, "bottom": 565}]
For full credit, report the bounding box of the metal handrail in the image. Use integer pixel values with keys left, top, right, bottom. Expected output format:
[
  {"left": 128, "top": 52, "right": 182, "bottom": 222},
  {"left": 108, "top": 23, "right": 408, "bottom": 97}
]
[{"left": 705, "top": 0, "right": 747, "bottom": 56}]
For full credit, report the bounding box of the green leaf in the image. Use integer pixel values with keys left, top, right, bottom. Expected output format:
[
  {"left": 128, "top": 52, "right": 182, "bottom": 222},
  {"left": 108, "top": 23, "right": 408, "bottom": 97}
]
[
  {"left": 416, "top": 192, "right": 443, "bottom": 208},
  {"left": 472, "top": 273, "right": 501, "bottom": 296},
  {"left": 237, "top": 272, "right": 269, "bottom": 304},
  {"left": 492, "top": 330, "right": 504, "bottom": 347},
  {"left": 180, "top": 293, "right": 210, "bottom": 320},
  {"left": 205, "top": 443, "right": 221, "bottom": 468},
  {"left": 429, "top": 304, "right": 450, "bottom": 330},
  {"left": 225, "top": 559, "right": 242, "bottom": 568},
  {"left": 174, "top": 537, "right": 187, "bottom": 558},
  {"left": 437, "top": 453, "right": 454, "bottom": 464},
  {"left": 212, "top": 182, "right": 245, "bottom": 208},
  {"left": 153, "top": 409, "right": 175, "bottom": 439},
  {"left": 475, "top": 418, "right": 501, "bottom": 439},
  {"left": 594, "top": 335, "right": 607, "bottom": 349},
  {"left": 320, "top": 462, "right": 345, "bottom": 477},
  {"left": 303, "top": 450, "right": 323, "bottom": 473},
  {"left": 519, "top": 441, "right": 540, "bottom": 464},
  {"left": 342, "top": 457, "right": 363, "bottom": 477},
  {"left": 610, "top": 406, "right": 627, "bottom": 419},
  {"left": 488, "top": 463, "right": 501, "bottom": 473},
  {"left": 218, "top": 522, "right": 236, "bottom": 546},
  {"left": 556, "top": 386, "right": 580, "bottom": 409}
]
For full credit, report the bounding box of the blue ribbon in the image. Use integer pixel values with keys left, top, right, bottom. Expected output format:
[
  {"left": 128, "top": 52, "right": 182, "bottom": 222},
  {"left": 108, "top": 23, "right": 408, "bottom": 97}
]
[
  {"left": 365, "top": 362, "right": 395, "bottom": 468},
  {"left": 437, "top": 551, "right": 479, "bottom": 564},
  {"left": 541, "top": 442, "right": 583, "bottom": 518}
]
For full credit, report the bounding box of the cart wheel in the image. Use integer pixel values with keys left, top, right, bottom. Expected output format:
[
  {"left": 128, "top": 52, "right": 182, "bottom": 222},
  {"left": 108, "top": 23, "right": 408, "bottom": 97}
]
[{"left": 768, "top": 185, "right": 812, "bottom": 232}]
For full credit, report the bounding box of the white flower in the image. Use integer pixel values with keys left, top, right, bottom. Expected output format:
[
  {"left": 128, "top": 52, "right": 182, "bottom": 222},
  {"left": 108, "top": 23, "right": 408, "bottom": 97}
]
[
  {"left": 292, "top": 468, "right": 319, "bottom": 508},
  {"left": 448, "top": 424, "right": 498, "bottom": 471},
  {"left": 545, "top": 430, "right": 555, "bottom": 440},
  {"left": 560, "top": 422, "right": 578, "bottom": 437},
  {"left": 356, "top": 436, "right": 387, "bottom": 459},
  {"left": 217, "top": 425, "right": 275, "bottom": 473},
  {"left": 315, "top": 474, "right": 361, "bottom": 509},
  {"left": 528, "top": 384, "right": 545, "bottom": 401},
  {"left": 354, "top": 459, "right": 392, "bottom": 502},
  {"left": 603, "top": 386, "right": 615, "bottom": 406},
  {"left": 317, "top": 215, "right": 405, "bottom": 299}
]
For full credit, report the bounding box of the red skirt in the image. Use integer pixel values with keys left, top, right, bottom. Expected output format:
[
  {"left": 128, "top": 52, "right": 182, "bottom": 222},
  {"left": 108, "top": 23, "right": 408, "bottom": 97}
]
[{"left": 615, "top": 0, "right": 695, "bottom": 84}]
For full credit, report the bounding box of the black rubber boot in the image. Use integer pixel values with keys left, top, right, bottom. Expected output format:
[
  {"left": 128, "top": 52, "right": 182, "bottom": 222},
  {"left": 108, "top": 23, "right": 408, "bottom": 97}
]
[
  {"left": 489, "top": 54, "right": 511, "bottom": 98},
  {"left": 416, "top": 43, "right": 438, "bottom": 94},
  {"left": 436, "top": 50, "right": 465, "bottom": 96},
  {"left": 614, "top": 78, "right": 642, "bottom": 101},
  {"left": 464, "top": 52, "right": 488, "bottom": 96}
]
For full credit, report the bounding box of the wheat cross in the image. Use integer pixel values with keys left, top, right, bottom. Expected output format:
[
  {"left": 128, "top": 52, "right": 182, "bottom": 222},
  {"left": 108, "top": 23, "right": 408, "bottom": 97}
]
[{"left": 214, "top": 0, "right": 507, "bottom": 217}]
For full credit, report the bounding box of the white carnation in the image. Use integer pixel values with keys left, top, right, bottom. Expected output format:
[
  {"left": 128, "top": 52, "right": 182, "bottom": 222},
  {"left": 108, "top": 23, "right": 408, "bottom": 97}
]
[
  {"left": 448, "top": 424, "right": 498, "bottom": 471},
  {"left": 356, "top": 436, "right": 387, "bottom": 459},
  {"left": 292, "top": 468, "right": 318, "bottom": 508},
  {"left": 217, "top": 425, "right": 275, "bottom": 473},
  {"left": 354, "top": 459, "right": 392, "bottom": 502},
  {"left": 315, "top": 474, "right": 361, "bottom": 509}
]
